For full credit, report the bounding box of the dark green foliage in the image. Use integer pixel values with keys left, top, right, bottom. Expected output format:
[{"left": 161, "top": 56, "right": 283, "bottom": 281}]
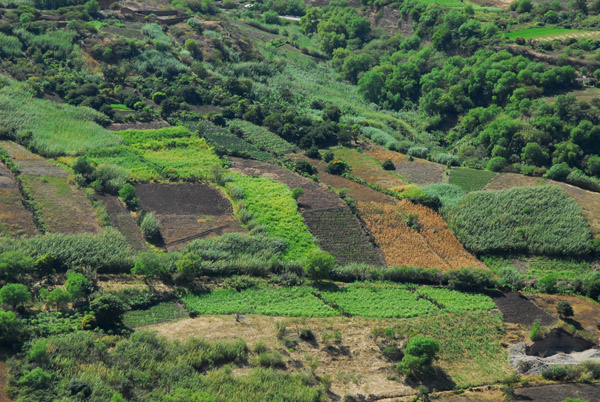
[
  {"left": 291, "top": 187, "right": 304, "bottom": 200},
  {"left": 546, "top": 162, "right": 571, "bottom": 181},
  {"left": 65, "top": 272, "right": 92, "bottom": 301},
  {"left": 118, "top": 183, "right": 139, "bottom": 209},
  {"left": 0, "top": 283, "right": 30, "bottom": 309},
  {"left": 0, "top": 308, "right": 22, "bottom": 346},
  {"left": 487, "top": 156, "right": 506, "bottom": 172},
  {"left": 0, "top": 251, "right": 34, "bottom": 282},
  {"left": 382, "top": 346, "right": 403, "bottom": 361},
  {"left": 295, "top": 160, "right": 317, "bottom": 175},
  {"left": 556, "top": 300, "right": 574, "bottom": 319},
  {"left": 382, "top": 159, "right": 395, "bottom": 170},
  {"left": 132, "top": 252, "right": 167, "bottom": 279},
  {"left": 326, "top": 160, "right": 349, "bottom": 175},
  {"left": 447, "top": 186, "right": 593, "bottom": 255},
  {"left": 322, "top": 150, "right": 334, "bottom": 163},
  {"left": 89, "top": 294, "right": 127, "bottom": 329},
  {"left": 44, "top": 288, "right": 71, "bottom": 310},
  {"left": 396, "top": 336, "right": 440, "bottom": 377},
  {"left": 541, "top": 365, "right": 579, "bottom": 381},
  {"left": 446, "top": 267, "right": 496, "bottom": 292}
]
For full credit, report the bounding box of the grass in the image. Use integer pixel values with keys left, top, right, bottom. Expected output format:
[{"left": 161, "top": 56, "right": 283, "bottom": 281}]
[
  {"left": 449, "top": 168, "right": 496, "bottom": 192},
  {"left": 333, "top": 147, "right": 406, "bottom": 189},
  {"left": 483, "top": 255, "right": 591, "bottom": 282},
  {"left": 197, "top": 122, "right": 275, "bottom": 162},
  {"left": 227, "top": 119, "right": 295, "bottom": 156},
  {"left": 86, "top": 145, "right": 160, "bottom": 181},
  {"left": 505, "top": 27, "right": 581, "bottom": 40},
  {"left": 395, "top": 312, "right": 510, "bottom": 388},
  {"left": 231, "top": 173, "right": 318, "bottom": 260},
  {"left": 447, "top": 185, "right": 593, "bottom": 256},
  {"left": 0, "top": 77, "right": 122, "bottom": 157},
  {"left": 110, "top": 103, "right": 132, "bottom": 110},
  {"left": 321, "top": 282, "right": 438, "bottom": 318},
  {"left": 416, "top": 287, "right": 496, "bottom": 312},
  {"left": 123, "top": 302, "right": 188, "bottom": 327}
]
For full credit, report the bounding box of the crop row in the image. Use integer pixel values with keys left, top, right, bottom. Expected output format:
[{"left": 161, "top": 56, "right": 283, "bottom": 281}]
[
  {"left": 180, "top": 283, "right": 496, "bottom": 319},
  {"left": 227, "top": 119, "right": 295, "bottom": 156}
]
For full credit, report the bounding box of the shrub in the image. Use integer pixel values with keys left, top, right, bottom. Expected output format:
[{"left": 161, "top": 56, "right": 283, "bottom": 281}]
[
  {"left": 299, "top": 328, "right": 315, "bottom": 341},
  {"left": 227, "top": 184, "right": 245, "bottom": 201},
  {"left": 487, "top": 156, "right": 507, "bottom": 172},
  {"left": 556, "top": 301, "right": 574, "bottom": 319},
  {"left": 0, "top": 308, "right": 22, "bottom": 346},
  {"left": 541, "top": 365, "right": 579, "bottom": 381},
  {"left": 382, "top": 159, "right": 395, "bottom": 170},
  {"left": 65, "top": 272, "right": 92, "bottom": 301},
  {"left": 322, "top": 150, "right": 334, "bottom": 163},
  {"left": 529, "top": 320, "right": 543, "bottom": 341},
  {"left": 89, "top": 294, "right": 127, "bottom": 329},
  {"left": 396, "top": 336, "right": 440, "bottom": 377},
  {"left": 295, "top": 160, "right": 317, "bottom": 175},
  {"left": 45, "top": 288, "right": 71, "bottom": 311},
  {"left": 0, "top": 283, "right": 31, "bottom": 309},
  {"left": 291, "top": 187, "right": 304, "bottom": 200},
  {"left": 431, "top": 153, "right": 460, "bottom": 166},
  {"left": 303, "top": 250, "right": 335, "bottom": 280},
  {"left": 0, "top": 251, "right": 34, "bottom": 282},
  {"left": 132, "top": 252, "right": 167, "bottom": 279},
  {"left": 305, "top": 147, "right": 320, "bottom": 159},
  {"left": 252, "top": 350, "right": 286, "bottom": 368},
  {"left": 407, "top": 146, "right": 428, "bottom": 158},
  {"left": 446, "top": 267, "right": 496, "bottom": 292},
  {"left": 545, "top": 162, "right": 571, "bottom": 181},
  {"left": 264, "top": 11, "right": 281, "bottom": 24},
  {"left": 537, "top": 274, "right": 558, "bottom": 293},
  {"left": 326, "top": 160, "right": 349, "bottom": 175},
  {"left": 382, "top": 346, "right": 403, "bottom": 361},
  {"left": 118, "top": 183, "right": 139, "bottom": 209},
  {"left": 566, "top": 170, "right": 600, "bottom": 192},
  {"left": 141, "top": 212, "right": 161, "bottom": 241},
  {"left": 498, "top": 266, "right": 524, "bottom": 291},
  {"left": 18, "top": 367, "right": 51, "bottom": 389}
]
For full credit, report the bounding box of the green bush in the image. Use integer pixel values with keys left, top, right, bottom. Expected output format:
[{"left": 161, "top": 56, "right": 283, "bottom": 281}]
[
  {"left": 0, "top": 283, "right": 31, "bottom": 309},
  {"left": 0, "top": 308, "right": 22, "bottom": 346},
  {"left": 556, "top": 300, "right": 574, "bottom": 319},
  {"left": 304, "top": 250, "right": 335, "bottom": 280},
  {"left": 541, "top": 365, "right": 579, "bottom": 381},
  {"left": 545, "top": 162, "right": 571, "bottom": 181},
  {"left": 0, "top": 251, "right": 34, "bottom": 282},
  {"left": 326, "top": 160, "right": 349, "bottom": 175},
  {"left": 89, "top": 294, "right": 127, "bottom": 329},
  {"left": 396, "top": 336, "right": 440, "bottom": 377},
  {"left": 487, "top": 156, "right": 507, "bottom": 172},
  {"left": 141, "top": 212, "right": 161, "bottom": 241},
  {"left": 529, "top": 320, "right": 543, "bottom": 341},
  {"left": 118, "top": 183, "right": 139, "bottom": 209},
  {"left": 446, "top": 267, "right": 496, "bottom": 292},
  {"left": 382, "top": 159, "right": 395, "bottom": 170}
]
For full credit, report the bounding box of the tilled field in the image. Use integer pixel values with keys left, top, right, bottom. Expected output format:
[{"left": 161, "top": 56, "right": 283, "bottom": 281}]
[
  {"left": 95, "top": 195, "right": 147, "bottom": 251},
  {"left": 0, "top": 163, "right": 37, "bottom": 237},
  {"left": 135, "top": 183, "right": 245, "bottom": 251},
  {"left": 367, "top": 147, "right": 446, "bottom": 185},
  {"left": 491, "top": 292, "right": 555, "bottom": 327},
  {"left": 229, "top": 158, "right": 383, "bottom": 265}
]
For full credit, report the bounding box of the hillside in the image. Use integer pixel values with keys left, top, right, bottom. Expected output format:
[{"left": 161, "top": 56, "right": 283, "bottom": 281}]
[{"left": 2, "top": 0, "right": 600, "bottom": 401}]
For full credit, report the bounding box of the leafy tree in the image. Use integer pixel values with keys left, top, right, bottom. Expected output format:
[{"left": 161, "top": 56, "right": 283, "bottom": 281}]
[
  {"left": 556, "top": 301, "right": 574, "bottom": 319},
  {"left": 0, "top": 284, "right": 31, "bottom": 309},
  {"left": 0, "top": 308, "right": 21, "bottom": 346},
  {"left": 396, "top": 336, "right": 440, "bottom": 377},
  {"left": 118, "top": 183, "right": 139, "bottom": 209},
  {"left": 341, "top": 53, "right": 375, "bottom": 84},
  {"left": 132, "top": 252, "right": 167, "bottom": 280},
  {"left": 176, "top": 252, "right": 202, "bottom": 278},
  {"left": 65, "top": 272, "right": 93, "bottom": 302},
  {"left": 587, "top": 156, "right": 600, "bottom": 177},
  {"left": 89, "top": 294, "right": 127, "bottom": 329},
  {"left": 303, "top": 250, "right": 335, "bottom": 280},
  {"left": 545, "top": 162, "right": 571, "bottom": 181},
  {"left": 326, "top": 160, "right": 349, "bottom": 175},
  {"left": 0, "top": 251, "right": 34, "bottom": 282},
  {"left": 487, "top": 156, "right": 507, "bottom": 172},
  {"left": 45, "top": 288, "right": 71, "bottom": 311},
  {"left": 358, "top": 71, "right": 385, "bottom": 103},
  {"left": 84, "top": 0, "right": 100, "bottom": 17},
  {"left": 382, "top": 159, "right": 395, "bottom": 170},
  {"left": 521, "top": 143, "right": 547, "bottom": 166},
  {"left": 322, "top": 105, "right": 341, "bottom": 122}
]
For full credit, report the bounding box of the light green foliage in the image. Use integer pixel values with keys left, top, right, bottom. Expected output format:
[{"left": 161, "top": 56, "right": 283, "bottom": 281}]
[
  {"left": 132, "top": 252, "right": 166, "bottom": 278},
  {"left": 123, "top": 302, "right": 188, "bottom": 327},
  {"left": 447, "top": 186, "right": 593, "bottom": 255},
  {"left": 87, "top": 146, "right": 160, "bottom": 181},
  {"left": 0, "top": 251, "right": 34, "bottom": 282},
  {"left": 141, "top": 213, "right": 161, "bottom": 241},
  {"left": 449, "top": 168, "right": 496, "bottom": 192},
  {"left": 65, "top": 273, "right": 92, "bottom": 301},
  {"left": 320, "top": 283, "right": 437, "bottom": 318},
  {"left": 231, "top": 174, "right": 318, "bottom": 260},
  {"left": 0, "top": 79, "right": 120, "bottom": 157},
  {"left": 303, "top": 249, "right": 334, "bottom": 280},
  {"left": 416, "top": 287, "right": 496, "bottom": 312},
  {"left": 0, "top": 308, "right": 20, "bottom": 345},
  {"left": 0, "top": 33, "right": 21, "bottom": 57},
  {"left": 45, "top": 288, "right": 71, "bottom": 310},
  {"left": 228, "top": 119, "right": 295, "bottom": 156},
  {"left": 506, "top": 27, "right": 580, "bottom": 39},
  {"left": 181, "top": 286, "right": 338, "bottom": 317},
  {"left": 0, "top": 283, "right": 31, "bottom": 309},
  {"left": 422, "top": 184, "right": 465, "bottom": 209},
  {"left": 396, "top": 336, "right": 440, "bottom": 376}
]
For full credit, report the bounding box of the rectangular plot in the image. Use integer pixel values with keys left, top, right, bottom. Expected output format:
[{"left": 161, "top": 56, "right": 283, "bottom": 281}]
[
  {"left": 417, "top": 287, "right": 496, "bottom": 312},
  {"left": 0, "top": 189, "right": 37, "bottom": 237},
  {"left": 243, "top": 287, "right": 338, "bottom": 317}
]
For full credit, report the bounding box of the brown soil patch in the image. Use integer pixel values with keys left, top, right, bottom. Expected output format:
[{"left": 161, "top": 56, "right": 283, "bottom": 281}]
[
  {"left": 333, "top": 147, "right": 407, "bottom": 189},
  {"left": 21, "top": 175, "right": 101, "bottom": 235},
  {"left": 532, "top": 294, "right": 600, "bottom": 340},
  {"left": 515, "top": 383, "right": 600, "bottom": 402},
  {"left": 484, "top": 173, "right": 546, "bottom": 191},
  {"left": 492, "top": 292, "right": 556, "bottom": 328},
  {"left": 107, "top": 121, "right": 170, "bottom": 131},
  {"left": 230, "top": 157, "right": 384, "bottom": 265},
  {"left": 135, "top": 183, "right": 245, "bottom": 251},
  {"left": 0, "top": 189, "right": 37, "bottom": 238},
  {"left": 0, "top": 164, "right": 16, "bottom": 190},
  {"left": 147, "top": 315, "right": 414, "bottom": 399},
  {"left": 0, "top": 141, "right": 68, "bottom": 177},
  {"left": 367, "top": 147, "right": 446, "bottom": 185},
  {"left": 95, "top": 195, "right": 147, "bottom": 251}
]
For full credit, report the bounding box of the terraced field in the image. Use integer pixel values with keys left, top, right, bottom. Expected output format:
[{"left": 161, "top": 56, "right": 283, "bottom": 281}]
[
  {"left": 94, "top": 194, "right": 147, "bottom": 251},
  {"left": 332, "top": 147, "right": 407, "bottom": 188},
  {"left": 229, "top": 158, "right": 384, "bottom": 265},
  {"left": 1, "top": 141, "right": 101, "bottom": 234},
  {"left": 0, "top": 162, "right": 37, "bottom": 237},
  {"left": 135, "top": 183, "right": 245, "bottom": 251},
  {"left": 367, "top": 146, "right": 446, "bottom": 185}
]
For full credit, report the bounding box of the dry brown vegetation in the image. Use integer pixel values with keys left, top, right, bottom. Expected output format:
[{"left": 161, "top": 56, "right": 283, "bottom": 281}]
[
  {"left": 367, "top": 146, "right": 446, "bottom": 185},
  {"left": 532, "top": 294, "right": 600, "bottom": 340},
  {"left": 333, "top": 147, "right": 407, "bottom": 189}
]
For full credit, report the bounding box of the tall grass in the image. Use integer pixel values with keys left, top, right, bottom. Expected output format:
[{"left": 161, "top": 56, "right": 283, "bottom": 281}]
[
  {"left": 446, "top": 186, "right": 593, "bottom": 256},
  {"left": 0, "top": 33, "right": 21, "bottom": 57},
  {"left": 0, "top": 78, "right": 121, "bottom": 157}
]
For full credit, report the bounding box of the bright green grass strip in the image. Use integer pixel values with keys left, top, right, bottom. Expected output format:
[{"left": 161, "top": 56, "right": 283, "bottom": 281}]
[
  {"left": 227, "top": 119, "right": 295, "bottom": 156},
  {"left": 181, "top": 289, "right": 250, "bottom": 315},
  {"left": 123, "top": 302, "right": 188, "bottom": 327},
  {"left": 417, "top": 287, "right": 496, "bottom": 312},
  {"left": 232, "top": 173, "right": 318, "bottom": 260},
  {"left": 244, "top": 287, "right": 338, "bottom": 317},
  {"left": 140, "top": 141, "right": 222, "bottom": 181},
  {"left": 0, "top": 79, "right": 122, "bottom": 157},
  {"left": 505, "top": 27, "right": 580, "bottom": 39},
  {"left": 526, "top": 256, "right": 590, "bottom": 280},
  {"left": 449, "top": 167, "right": 496, "bottom": 192},
  {"left": 110, "top": 104, "right": 131, "bottom": 110},
  {"left": 118, "top": 126, "right": 193, "bottom": 145},
  {"left": 86, "top": 145, "right": 160, "bottom": 181},
  {"left": 321, "top": 282, "right": 438, "bottom": 318}
]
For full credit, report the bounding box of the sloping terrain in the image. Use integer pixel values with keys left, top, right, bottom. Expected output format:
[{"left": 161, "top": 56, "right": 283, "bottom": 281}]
[{"left": 0, "top": 162, "right": 37, "bottom": 237}]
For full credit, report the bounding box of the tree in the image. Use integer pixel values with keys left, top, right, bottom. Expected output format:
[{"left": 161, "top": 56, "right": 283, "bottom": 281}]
[
  {"left": 65, "top": 272, "right": 93, "bottom": 302},
  {"left": 358, "top": 71, "right": 385, "bottom": 104},
  {"left": 545, "top": 162, "right": 571, "bottom": 181},
  {"left": 141, "top": 212, "right": 161, "bottom": 241},
  {"left": 326, "top": 160, "right": 349, "bottom": 175},
  {"left": 303, "top": 250, "right": 335, "bottom": 280},
  {"left": 89, "top": 294, "right": 127, "bottom": 329},
  {"left": 556, "top": 301, "right": 574, "bottom": 319},
  {"left": 131, "top": 252, "right": 166, "bottom": 280},
  {"left": 587, "top": 155, "right": 600, "bottom": 177},
  {"left": 396, "top": 336, "right": 440, "bottom": 377},
  {"left": 322, "top": 105, "right": 341, "bottom": 122},
  {"left": 521, "top": 143, "right": 547, "bottom": 167},
  {"left": 0, "top": 284, "right": 31, "bottom": 310},
  {"left": 45, "top": 288, "right": 71, "bottom": 311},
  {"left": 118, "top": 183, "right": 139, "bottom": 209},
  {"left": 487, "top": 156, "right": 507, "bottom": 172},
  {"left": 0, "top": 308, "right": 21, "bottom": 346},
  {"left": 0, "top": 251, "right": 34, "bottom": 282},
  {"left": 382, "top": 159, "right": 395, "bottom": 170},
  {"left": 84, "top": 0, "right": 100, "bottom": 17},
  {"left": 342, "top": 53, "right": 375, "bottom": 84}
]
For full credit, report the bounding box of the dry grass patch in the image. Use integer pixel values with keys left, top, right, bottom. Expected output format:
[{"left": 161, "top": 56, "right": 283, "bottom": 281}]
[
  {"left": 0, "top": 189, "right": 37, "bottom": 238},
  {"left": 532, "top": 294, "right": 600, "bottom": 340},
  {"left": 368, "top": 146, "right": 446, "bottom": 185},
  {"left": 333, "top": 147, "right": 407, "bottom": 189}
]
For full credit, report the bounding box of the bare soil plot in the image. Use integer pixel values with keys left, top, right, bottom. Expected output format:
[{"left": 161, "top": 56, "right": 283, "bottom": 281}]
[
  {"left": 515, "top": 383, "right": 600, "bottom": 402},
  {"left": 533, "top": 294, "right": 600, "bottom": 340},
  {"left": 229, "top": 158, "right": 384, "bottom": 265},
  {"left": 491, "top": 292, "right": 556, "bottom": 327},
  {"left": 0, "top": 141, "right": 68, "bottom": 177},
  {"left": 20, "top": 175, "right": 102, "bottom": 234},
  {"left": 95, "top": 195, "right": 147, "bottom": 251},
  {"left": 367, "top": 147, "right": 446, "bottom": 185},
  {"left": 135, "top": 183, "right": 245, "bottom": 251},
  {"left": 0, "top": 163, "right": 36, "bottom": 237}
]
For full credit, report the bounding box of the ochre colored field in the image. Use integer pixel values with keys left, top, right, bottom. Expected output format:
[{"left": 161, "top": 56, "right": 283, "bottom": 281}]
[{"left": 359, "top": 200, "right": 485, "bottom": 270}]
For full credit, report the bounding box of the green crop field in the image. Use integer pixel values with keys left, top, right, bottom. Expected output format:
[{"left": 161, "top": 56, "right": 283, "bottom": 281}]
[
  {"left": 228, "top": 119, "right": 295, "bottom": 156},
  {"left": 449, "top": 168, "right": 496, "bottom": 192},
  {"left": 416, "top": 287, "right": 496, "bottom": 312},
  {"left": 86, "top": 145, "right": 160, "bottom": 181},
  {"left": 505, "top": 27, "right": 581, "bottom": 39},
  {"left": 123, "top": 302, "right": 188, "bottom": 327}
]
